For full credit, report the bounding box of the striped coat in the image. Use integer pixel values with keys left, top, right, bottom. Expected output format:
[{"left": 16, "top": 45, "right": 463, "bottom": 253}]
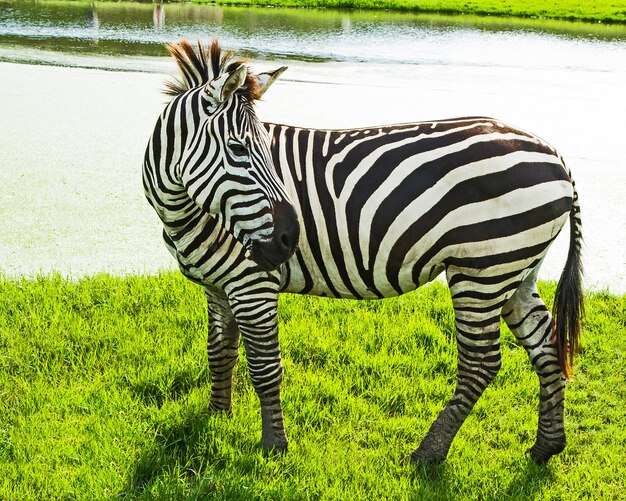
[{"left": 269, "top": 118, "right": 574, "bottom": 300}]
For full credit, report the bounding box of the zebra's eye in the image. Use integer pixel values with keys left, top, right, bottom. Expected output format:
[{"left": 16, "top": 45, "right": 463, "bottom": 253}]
[{"left": 228, "top": 140, "right": 248, "bottom": 157}]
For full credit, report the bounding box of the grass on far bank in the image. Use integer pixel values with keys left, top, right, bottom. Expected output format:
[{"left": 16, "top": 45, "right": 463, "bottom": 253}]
[
  {"left": 50, "top": 0, "right": 626, "bottom": 23},
  {"left": 191, "top": 0, "right": 626, "bottom": 23},
  {"left": 0, "top": 272, "right": 625, "bottom": 499}
]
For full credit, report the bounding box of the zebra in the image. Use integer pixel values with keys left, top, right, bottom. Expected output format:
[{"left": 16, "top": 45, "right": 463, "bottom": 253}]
[{"left": 143, "top": 38, "right": 584, "bottom": 465}]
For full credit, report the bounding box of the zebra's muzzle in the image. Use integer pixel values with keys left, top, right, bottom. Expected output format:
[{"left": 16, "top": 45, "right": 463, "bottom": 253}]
[{"left": 249, "top": 199, "right": 300, "bottom": 271}]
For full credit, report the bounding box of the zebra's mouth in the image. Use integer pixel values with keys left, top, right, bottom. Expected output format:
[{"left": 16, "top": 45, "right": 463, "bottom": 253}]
[
  {"left": 249, "top": 243, "right": 286, "bottom": 271},
  {"left": 248, "top": 233, "right": 298, "bottom": 271}
]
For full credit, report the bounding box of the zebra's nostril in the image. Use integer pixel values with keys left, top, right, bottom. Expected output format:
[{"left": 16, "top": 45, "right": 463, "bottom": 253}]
[{"left": 279, "top": 231, "right": 291, "bottom": 251}]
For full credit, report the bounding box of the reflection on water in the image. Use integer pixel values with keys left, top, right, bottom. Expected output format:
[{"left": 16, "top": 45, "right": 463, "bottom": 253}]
[
  {"left": 2, "top": 0, "right": 626, "bottom": 65},
  {"left": 153, "top": 4, "right": 164, "bottom": 30}
]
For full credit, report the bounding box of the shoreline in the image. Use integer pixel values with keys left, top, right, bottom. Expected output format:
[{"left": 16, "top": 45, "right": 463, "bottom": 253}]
[
  {"left": 1, "top": 270, "right": 623, "bottom": 296},
  {"left": 1, "top": 271, "right": 624, "bottom": 301}
]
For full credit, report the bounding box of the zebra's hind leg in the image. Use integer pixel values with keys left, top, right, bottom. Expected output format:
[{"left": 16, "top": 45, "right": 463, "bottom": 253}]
[
  {"left": 205, "top": 287, "right": 241, "bottom": 413},
  {"left": 409, "top": 279, "right": 502, "bottom": 464},
  {"left": 503, "top": 275, "right": 567, "bottom": 463}
]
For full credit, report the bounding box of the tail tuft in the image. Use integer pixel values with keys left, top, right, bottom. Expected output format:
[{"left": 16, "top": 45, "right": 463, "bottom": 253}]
[{"left": 553, "top": 182, "right": 584, "bottom": 380}]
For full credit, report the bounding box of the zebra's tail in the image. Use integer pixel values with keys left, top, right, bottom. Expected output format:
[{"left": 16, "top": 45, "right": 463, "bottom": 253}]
[{"left": 553, "top": 179, "right": 585, "bottom": 381}]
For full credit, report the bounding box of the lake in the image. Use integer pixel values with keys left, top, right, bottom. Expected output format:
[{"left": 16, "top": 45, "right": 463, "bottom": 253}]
[{"left": 0, "top": 1, "right": 625, "bottom": 293}]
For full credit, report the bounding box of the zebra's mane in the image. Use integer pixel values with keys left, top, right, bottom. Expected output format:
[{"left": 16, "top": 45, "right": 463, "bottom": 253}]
[{"left": 164, "top": 37, "right": 261, "bottom": 101}]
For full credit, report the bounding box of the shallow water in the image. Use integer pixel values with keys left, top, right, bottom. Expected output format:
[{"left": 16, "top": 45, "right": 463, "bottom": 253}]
[{"left": 0, "top": 2, "right": 625, "bottom": 293}]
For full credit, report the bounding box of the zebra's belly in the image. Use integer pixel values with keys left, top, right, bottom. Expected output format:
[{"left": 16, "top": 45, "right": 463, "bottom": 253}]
[{"left": 281, "top": 243, "right": 445, "bottom": 299}]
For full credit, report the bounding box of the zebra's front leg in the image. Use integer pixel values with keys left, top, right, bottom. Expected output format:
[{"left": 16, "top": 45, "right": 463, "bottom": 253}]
[
  {"left": 205, "top": 287, "right": 240, "bottom": 413},
  {"left": 503, "top": 281, "right": 566, "bottom": 462},
  {"left": 409, "top": 310, "right": 502, "bottom": 464},
  {"left": 230, "top": 292, "right": 287, "bottom": 452}
]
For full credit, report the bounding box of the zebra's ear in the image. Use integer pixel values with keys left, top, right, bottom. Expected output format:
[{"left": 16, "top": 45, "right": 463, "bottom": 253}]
[
  {"left": 255, "top": 66, "right": 287, "bottom": 98},
  {"left": 204, "top": 63, "right": 248, "bottom": 106},
  {"left": 220, "top": 64, "right": 248, "bottom": 102}
]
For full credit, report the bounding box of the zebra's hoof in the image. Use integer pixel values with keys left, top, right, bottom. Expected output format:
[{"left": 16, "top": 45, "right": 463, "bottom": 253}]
[
  {"left": 526, "top": 439, "right": 565, "bottom": 464},
  {"left": 260, "top": 439, "right": 288, "bottom": 455},
  {"left": 208, "top": 404, "right": 232, "bottom": 416},
  {"left": 403, "top": 448, "right": 446, "bottom": 466}
]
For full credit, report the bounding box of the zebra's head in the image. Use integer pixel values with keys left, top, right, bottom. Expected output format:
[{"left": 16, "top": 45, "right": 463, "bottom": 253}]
[{"left": 163, "top": 38, "right": 299, "bottom": 271}]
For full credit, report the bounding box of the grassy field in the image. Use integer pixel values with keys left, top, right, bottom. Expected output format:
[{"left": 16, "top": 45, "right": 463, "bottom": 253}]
[
  {"left": 190, "top": 0, "right": 626, "bottom": 23},
  {"left": 0, "top": 272, "right": 624, "bottom": 499}
]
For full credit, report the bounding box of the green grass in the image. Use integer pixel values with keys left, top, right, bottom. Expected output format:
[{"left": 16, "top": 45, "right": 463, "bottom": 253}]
[
  {"left": 190, "top": 0, "right": 626, "bottom": 23},
  {"left": 0, "top": 272, "right": 624, "bottom": 499}
]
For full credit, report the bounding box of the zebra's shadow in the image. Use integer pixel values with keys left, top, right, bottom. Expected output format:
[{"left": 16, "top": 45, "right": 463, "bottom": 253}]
[
  {"left": 121, "top": 405, "right": 555, "bottom": 497},
  {"left": 496, "top": 459, "right": 555, "bottom": 499},
  {"left": 409, "top": 456, "right": 553, "bottom": 499},
  {"left": 121, "top": 407, "right": 276, "bottom": 498},
  {"left": 121, "top": 408, "right": 234, "bottom": 497}
]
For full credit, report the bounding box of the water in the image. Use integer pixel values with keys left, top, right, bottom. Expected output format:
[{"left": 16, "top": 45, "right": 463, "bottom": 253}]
[
  {"left": 1, "top": 1, "right": 625, "bottom": 293},
  {"left": 3, "top": 1, "right": 626, "bottom": 65}
]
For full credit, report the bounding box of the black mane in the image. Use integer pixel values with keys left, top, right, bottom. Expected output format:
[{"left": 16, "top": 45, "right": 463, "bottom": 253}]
[{"left": 164, "top": 37, "right": 260, "bottom": 100}]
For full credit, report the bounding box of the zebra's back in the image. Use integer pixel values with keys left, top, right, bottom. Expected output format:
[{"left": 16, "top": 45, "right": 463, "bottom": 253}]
[{"left": 267, "top": 117, "right": 574, "bottom": 299}]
